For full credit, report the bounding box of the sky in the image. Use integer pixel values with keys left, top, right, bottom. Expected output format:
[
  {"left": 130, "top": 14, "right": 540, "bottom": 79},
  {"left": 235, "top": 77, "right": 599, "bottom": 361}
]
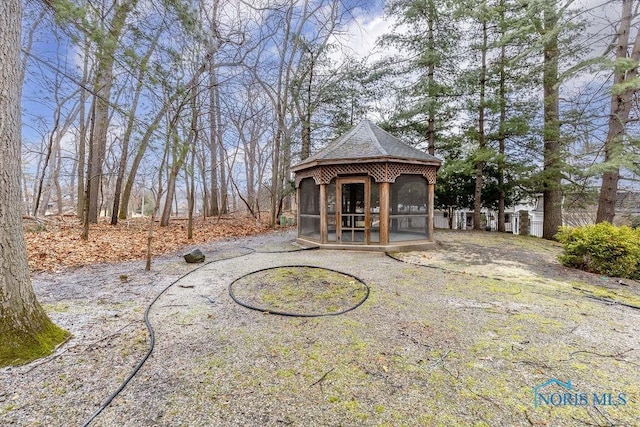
[
  {"left": 335, "top": 2, "right": 390, "bottom": 61},
  {"left": 18, "top": 0, "right": 638, "bottom": 192}
]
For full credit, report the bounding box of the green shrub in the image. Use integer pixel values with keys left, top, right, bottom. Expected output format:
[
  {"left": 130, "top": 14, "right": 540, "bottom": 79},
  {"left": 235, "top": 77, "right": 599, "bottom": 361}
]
[{"left": 556, "top": 222, "right": 640, "bottom": 279}]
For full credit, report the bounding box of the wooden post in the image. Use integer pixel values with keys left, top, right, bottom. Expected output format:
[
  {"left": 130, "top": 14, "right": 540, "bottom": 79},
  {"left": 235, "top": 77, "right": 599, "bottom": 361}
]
[
  {"left": 320, "top": 183, "right": 327, "bottom": 243},
  {"left": 296, "top": 186, "right": 300, "bottom": 239},
  {"left": 428, "top": 183, "right": 435, "bottom": 240},
  {"left": 379, "top": 182, "right": 390, "bottom": 245}
]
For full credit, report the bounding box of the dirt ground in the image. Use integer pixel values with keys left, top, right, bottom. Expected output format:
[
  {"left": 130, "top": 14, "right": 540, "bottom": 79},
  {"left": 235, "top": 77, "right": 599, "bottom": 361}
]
[{"left": 1, "top": 229, "right": 639, "bottom": 426}]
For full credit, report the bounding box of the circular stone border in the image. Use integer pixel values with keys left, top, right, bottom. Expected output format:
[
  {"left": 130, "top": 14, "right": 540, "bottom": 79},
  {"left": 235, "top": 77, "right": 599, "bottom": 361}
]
[{"left": 228, "top": 265, "right": 370, "bottom": 317}]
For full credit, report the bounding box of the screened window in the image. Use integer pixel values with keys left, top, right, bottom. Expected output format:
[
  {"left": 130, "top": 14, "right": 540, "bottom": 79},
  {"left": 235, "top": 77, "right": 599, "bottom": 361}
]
[
  {"left": 299, "top": 178, "right": 321, "bottom": 240},
  {"left": 389, "top": 175, "right": 429, "bottom": 242}
]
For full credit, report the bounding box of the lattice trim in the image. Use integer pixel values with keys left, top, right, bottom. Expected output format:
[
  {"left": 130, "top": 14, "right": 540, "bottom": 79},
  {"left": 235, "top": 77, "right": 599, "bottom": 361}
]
[
  {"left": 387, "top": 163, "right": 438, "bottom": 184},
  {"left": 319, "top": 163, "right": 387, "bottom": 184},
  {"left": 295, "top": 162, "right": 438, "bottom": 187},
  {"left": 294, "top": 168, "right": 321, "bottom": 187}
]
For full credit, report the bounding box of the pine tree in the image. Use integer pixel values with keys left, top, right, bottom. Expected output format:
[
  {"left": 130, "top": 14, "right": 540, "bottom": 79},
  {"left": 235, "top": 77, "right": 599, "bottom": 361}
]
[
  {"left": 379, "top": 0, "right": 461, "bottom": 154},
  {"left": 596, "top": 0, "right": 640, "bottom": 223}
]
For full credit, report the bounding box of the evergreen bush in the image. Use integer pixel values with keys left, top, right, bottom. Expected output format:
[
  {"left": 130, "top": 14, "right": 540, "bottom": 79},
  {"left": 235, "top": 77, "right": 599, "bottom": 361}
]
[{"left": 556, "top": 222, "right": 640, "bottom": 279}]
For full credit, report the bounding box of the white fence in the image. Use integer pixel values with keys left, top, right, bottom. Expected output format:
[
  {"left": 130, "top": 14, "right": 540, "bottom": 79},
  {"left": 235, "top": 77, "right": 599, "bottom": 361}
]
[
  {"left": 433, "top": 215, "right": 450, "bottom": 229},
  {"left": 435, "top": 210, "right": 543, "bottom": 238},
  {"left": 530, "top": 220, "right": 543, "bottom": 237},
  {"left": 511, "top": 211, "right": 543, "bottom": 237}
]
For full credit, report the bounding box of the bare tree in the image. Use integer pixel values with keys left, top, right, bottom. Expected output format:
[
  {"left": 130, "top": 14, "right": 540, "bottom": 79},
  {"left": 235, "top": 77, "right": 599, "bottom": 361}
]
[
  {"left": 85, "top": 0, "right": 138, "bottom": 224},
  {"left": 111, "top": 29, "right": 162, "bottom": 225},
  {"left": 227, "top": 83, "right": 271, "bottom": 216},
  {"left": 146, "top": 131, "right": 170, "bottom": 271},
  {"left": 208, "top": 64, "right": 222, "bottom": 216},
  {"left": 76, "top": 36, "right": 92, "bottom": 219},
  {"left": 186, "top": 86, "right": 199, "bottom": 239},
  {"left": 246, "top": 0, "right": 344, "bottom": 226},
  {"left": 32, "top": 84, "right": 80, "bottom": 217},
  {"left": 159, "top": 95, "right": 192, "bottom": 226}
]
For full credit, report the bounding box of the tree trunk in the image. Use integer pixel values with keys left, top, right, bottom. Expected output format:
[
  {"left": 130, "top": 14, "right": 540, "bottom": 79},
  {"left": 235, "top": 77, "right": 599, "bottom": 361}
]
[
  {"left": 88, "top": 71, "right": 111, "bottom": 224},
  {"left": 119, "top": 103, "right": 168, "bottom": 220},
  {"left": 53, "top": 134, "right": 63, "bottom": 214},
  {"left": 22, "top": 167, "right": 30, "bottom": 215},
  {"left": 87, "top": 1, "right": 136, "bottom": 224},
  {"left": 282, "top": 122, "right": 293, "bottom": 212},
  {"left": 76, "top": 40, "right": 90, "bottom": 219},
  {"left": 160, "top": 104, "right": 190, "bottom": 226},
  {"left": 197, "top": 143, "right": 210, "bottom": 217},
  {"left": 111, "top": 32, "right": 159, "bottom": 225},
  {"left": 299, "top": 52, "right": 315, "bottom": 160},
  {"left": 0, "top": 0, "right": 68, "bottom": 367},
  {"left": 427, "top": 9, "right": 436, "bottom": 156},
  {"left": 81, "top": 99, "right": 97, "bottom": 240},
  {"left": 33, "top": 102, "right": 59, "bottom": 217},
  {"left": 497, "top": 4, "right": 507, "bottom": 233},
  {"left": 473, "top": 20, "right": 488, "bottom": 231},
  {"left": 161, "top": 168, "right": 179, "bottom": 226},
  {"left": 215, "top": 82, "right": 228, "bottom": 215},
  {"left": 596, "top": 0, "right": 639, "bottom": 223},
  {"left": 270, "top": 116, "right": 283, "bottom": 227},
  {"left": 187, "top": 85, "right": 198, "bottom": 239},
  {"left": 209, "top": 64, "right": 220, "bottom": 217},
  {"left": 542, "top": 4, "right": 563, "bottom": 240},
  {"left": 246, "top": 134, "right": 257, "bottom": 212},
  {"left": 146, "top": 139, "right": 169, "bottom": 271},
  {"left": 187, "top": 143, "right": 196, "bottom": 239}
]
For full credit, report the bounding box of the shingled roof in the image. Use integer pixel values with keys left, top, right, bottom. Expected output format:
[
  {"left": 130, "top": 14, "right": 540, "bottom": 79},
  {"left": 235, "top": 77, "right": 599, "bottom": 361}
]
[{"left": 292, "top": 119, "right": 441, "bottom": 171}]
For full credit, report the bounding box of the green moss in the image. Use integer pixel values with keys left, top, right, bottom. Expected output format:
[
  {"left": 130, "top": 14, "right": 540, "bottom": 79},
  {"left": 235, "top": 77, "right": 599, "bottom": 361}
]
[
  {"left": 1, "top": 404, "right": 16, "bottom": 414},
  {"left": 41, "top": 302, "right": 70, "bottom": 313},
  {"left": 275, "top": 368, "right": 296, "bottom": 379},
  {"left": 0, "top": 313, "right": 70, "bottom": 367},
  {"left": 236, "top": 266, "right": 368, "bottom": 315},
  {"left": 342, "top": 398, "right": 359, "bottom": 411}
]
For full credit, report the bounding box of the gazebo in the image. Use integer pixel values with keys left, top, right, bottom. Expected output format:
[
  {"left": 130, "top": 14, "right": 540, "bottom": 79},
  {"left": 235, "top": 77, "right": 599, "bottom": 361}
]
[{"left": 292, "top": 119, "right": 442, "bottom": 251}]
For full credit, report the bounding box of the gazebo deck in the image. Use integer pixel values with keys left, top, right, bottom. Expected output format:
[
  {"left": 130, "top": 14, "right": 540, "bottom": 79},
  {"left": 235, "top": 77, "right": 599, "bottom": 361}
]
[{"left": 296, "top": 237, "right": 437, "bottom": 252}]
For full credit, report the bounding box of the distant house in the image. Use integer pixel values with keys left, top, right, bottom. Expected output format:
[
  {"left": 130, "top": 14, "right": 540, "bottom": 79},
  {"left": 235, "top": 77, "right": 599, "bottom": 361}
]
[
  {"left": 434, "top": 194, "right": 544, "bottom": 236},
  {"left": 434, "top": 190, "right": 640, "bottom": 237}
]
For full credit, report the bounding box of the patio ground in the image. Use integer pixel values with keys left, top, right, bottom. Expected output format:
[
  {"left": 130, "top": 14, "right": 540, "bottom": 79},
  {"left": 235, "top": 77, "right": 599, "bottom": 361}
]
[{"left": 1, "top": 229, "right": 639, "bottom": 426}]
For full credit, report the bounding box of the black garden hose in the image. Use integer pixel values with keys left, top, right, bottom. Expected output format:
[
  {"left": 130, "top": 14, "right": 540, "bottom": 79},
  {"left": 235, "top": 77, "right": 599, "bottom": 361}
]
[
  {"left": 82, "top": 244, "right": 350, "bottom": 425},
  {"left": 228, "top": 265, "right": 370, "bottom": 318},
  {"left": 253, "top": 246, "right": 320, "bottom": 254},
  {"left": 385, "top": 251, "right": 504, "bottom": 281},
  {"left": 81, "top": 247, "right": 255, "bottom": 427}
]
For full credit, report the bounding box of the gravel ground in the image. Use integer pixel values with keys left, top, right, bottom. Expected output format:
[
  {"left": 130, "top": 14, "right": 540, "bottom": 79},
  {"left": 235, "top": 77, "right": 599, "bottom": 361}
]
[{"left": 1, "top": 229, "right": 639, "bottom": 426}]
